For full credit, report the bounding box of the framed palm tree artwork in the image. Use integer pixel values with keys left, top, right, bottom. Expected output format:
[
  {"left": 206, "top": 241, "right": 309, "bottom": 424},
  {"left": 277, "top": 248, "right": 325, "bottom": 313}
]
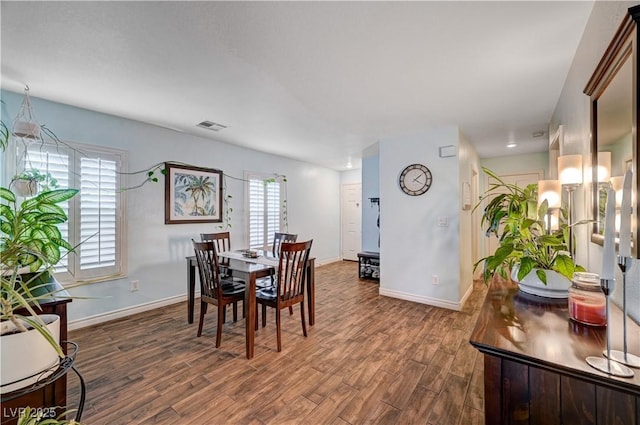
[{"left": 164, "top": 163, "right": 223, "bottom": 224}]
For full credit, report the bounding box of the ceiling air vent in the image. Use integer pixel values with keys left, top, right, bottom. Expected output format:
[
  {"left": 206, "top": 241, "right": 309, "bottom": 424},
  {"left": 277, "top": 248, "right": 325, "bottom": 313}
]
[{"left": 196, "top": 121, "right": 227, "bottom": 131}]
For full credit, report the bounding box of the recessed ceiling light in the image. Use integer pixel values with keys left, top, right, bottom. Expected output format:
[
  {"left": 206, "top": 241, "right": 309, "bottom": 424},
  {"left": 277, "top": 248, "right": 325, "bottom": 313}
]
[{"left": 506, "top": 143, "right": 517, "bottom": 148}]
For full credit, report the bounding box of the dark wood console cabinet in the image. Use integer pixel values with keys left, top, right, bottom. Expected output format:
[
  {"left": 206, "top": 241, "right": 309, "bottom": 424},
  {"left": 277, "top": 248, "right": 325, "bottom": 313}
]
[
  {"left": 470, "top": 278, "right": 640, "bottom": 425},
  {"left": 1, "top": 279, "right": 71, "bottom": 425}
]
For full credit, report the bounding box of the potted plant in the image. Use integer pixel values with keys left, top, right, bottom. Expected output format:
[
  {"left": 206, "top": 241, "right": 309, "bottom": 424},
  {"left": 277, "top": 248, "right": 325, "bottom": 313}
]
[
  {"left": 1, "top": 186, "right": 78, "bottom": 393},
  {"left": 474, "top": 168, "right": 586, "bottom": 296},
  {"left": 11, "top": 169, "right": 59, "bottom": 197}
]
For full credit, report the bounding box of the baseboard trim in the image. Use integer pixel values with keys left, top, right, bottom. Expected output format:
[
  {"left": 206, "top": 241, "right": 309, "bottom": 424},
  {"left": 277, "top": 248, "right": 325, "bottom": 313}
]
[
  {"left": 458, "top": 283, "right": 474, "bottom": 310},
  {"left": 379, "top": 288, "right": 463, "bottom": 311},
  {"left": 68, "top": 293, "right": 197, "bottom": 331},
  {"left": 316, "top": 257, "right": 342, "bottom": 267}
]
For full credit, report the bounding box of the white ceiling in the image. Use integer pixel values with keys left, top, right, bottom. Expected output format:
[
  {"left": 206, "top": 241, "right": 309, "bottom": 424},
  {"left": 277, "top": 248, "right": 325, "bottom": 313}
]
[{"left": 1, "top": 1, "right": 594, "bottom": 171}]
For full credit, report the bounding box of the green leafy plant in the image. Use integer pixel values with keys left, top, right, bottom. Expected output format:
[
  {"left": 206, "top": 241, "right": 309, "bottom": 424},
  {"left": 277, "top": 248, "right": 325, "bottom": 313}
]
[
  {"left": 0, "top": 117, "right": 8, "bottom": 152},
  {"left": 13, "top": 169, "right": 59, "bottom": 191},
  {"left": 473, "top": 167, "right": 585, "bottom": 284},
  {"left": 1, "top": 187, "right": 79, "bottom": 356}
]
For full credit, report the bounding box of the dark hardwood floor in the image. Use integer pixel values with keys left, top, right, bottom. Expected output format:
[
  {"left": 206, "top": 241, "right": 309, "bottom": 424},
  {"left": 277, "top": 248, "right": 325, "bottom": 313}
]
[{"left": 67, "top": 261, "right": 487, "bottom": 424}]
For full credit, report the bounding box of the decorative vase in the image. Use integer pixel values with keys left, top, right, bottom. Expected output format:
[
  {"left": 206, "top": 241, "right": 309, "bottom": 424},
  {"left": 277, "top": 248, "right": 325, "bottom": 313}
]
[
  {"left": 511, "top": 266, "right": 571, "bottom": 299},
  {"left": 0, "top": 314, "right": 61, "bottom": 394}
]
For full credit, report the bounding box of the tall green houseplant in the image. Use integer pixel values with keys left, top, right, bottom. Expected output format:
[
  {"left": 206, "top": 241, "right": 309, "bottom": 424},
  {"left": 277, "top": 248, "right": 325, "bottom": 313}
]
[
  {"left": 474, "top": 168, "right": 585, "bottom": 284},
  {"left": 1, "top": 187, "right": 78, "bottom": 355}
]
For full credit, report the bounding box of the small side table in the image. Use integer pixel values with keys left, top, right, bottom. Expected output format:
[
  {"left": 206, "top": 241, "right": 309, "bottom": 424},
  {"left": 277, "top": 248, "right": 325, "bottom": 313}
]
[
  {"left": 357, "top": 251, "right": 380, "bottom": 280},
  {"left": 1, "top": 342, "right": 85, "bottom": 425}
]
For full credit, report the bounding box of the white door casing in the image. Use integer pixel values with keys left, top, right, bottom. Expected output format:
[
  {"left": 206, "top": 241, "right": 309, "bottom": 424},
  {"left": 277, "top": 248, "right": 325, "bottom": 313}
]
[{"left": 341, "top": 183, "right": 362, "bottom": 261}]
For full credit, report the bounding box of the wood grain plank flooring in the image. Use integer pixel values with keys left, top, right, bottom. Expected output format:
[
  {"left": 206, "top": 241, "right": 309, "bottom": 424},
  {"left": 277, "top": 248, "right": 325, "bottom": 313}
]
[{"left": 67, "top": 261, "right": 487, "bottom": 424}]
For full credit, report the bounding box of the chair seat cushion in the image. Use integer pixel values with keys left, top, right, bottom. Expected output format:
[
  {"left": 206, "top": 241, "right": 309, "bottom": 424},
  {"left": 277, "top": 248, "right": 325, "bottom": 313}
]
[
  {"left": 222, "top": 286, "right": 246, "bottom": 296},
  {"left": 255, "top": 277, "right": 273, "bottom": 289},
  {"left": 256, "top": 287, "right": 277, "bottom": 300},
  {"left": 221, "top": 278, "right": 245, "bottom": 295}
]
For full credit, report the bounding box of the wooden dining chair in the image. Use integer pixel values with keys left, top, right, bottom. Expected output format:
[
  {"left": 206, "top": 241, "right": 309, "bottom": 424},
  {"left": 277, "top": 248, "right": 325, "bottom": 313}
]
[
  {"left": 256, "top": 240, "right": 312, "bottom": 352},
  {"left": 272, "top": 232, "right": 298, "bottom": 256},
  {"left": 192, "top": 240, "right": 245, "bottom": 348},
  {"left": 200, "top": 232, "right": 232, "bottom": 254},
  {"left": 200, "top": 232, "right": 242, "bottom": 321},
  {"left": 262, "top": 232, "right": 298, "bottom": 315}
]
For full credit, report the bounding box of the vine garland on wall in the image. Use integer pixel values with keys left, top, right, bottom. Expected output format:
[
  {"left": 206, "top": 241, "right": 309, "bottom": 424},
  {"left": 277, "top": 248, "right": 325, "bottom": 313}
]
[{"left": 127, "top": 161, "right": 288, "bottom": 231}]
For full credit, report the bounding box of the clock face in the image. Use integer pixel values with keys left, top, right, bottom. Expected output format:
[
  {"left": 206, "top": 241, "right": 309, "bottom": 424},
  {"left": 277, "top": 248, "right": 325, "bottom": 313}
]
[{"left": 399, "top": 164, "right": 432, "bottom": 196}]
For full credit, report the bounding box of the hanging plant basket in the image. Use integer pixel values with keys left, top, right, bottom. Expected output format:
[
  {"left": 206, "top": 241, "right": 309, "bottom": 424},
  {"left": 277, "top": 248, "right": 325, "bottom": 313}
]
[
  {"left": 12, "top": 120, "right": 41, "bottom": 139},
  {"left": 11, "top": 178, "right": 40, "bottom": 197},
  {"left": 11, "top": 86, "right": 42, "bottom": 140}
]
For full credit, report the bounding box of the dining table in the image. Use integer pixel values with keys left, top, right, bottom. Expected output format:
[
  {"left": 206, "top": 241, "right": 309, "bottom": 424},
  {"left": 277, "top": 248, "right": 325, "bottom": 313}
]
[{"left": 185, "top": 250, "right": 316, "bottom": 359}]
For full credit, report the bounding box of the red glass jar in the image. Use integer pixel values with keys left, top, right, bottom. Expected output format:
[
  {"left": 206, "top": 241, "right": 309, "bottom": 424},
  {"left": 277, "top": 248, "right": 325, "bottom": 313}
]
[{"left": 568, "top": 272, "right": 606, "bottom": 326}]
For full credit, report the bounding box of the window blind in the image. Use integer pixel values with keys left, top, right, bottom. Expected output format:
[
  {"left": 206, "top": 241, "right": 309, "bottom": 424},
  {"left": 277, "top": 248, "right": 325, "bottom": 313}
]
[
  {"left": 23, "top": 148, "right": 71, "bottom": 273},
  {"left": 79, "top": 157, "right": 118, "bottom": 274},
  {"left": 247, "top": 174, "right": 281, "bottom": 251},
  {"left": 22, "top": 142, "right": 125, "bottom": 281}
]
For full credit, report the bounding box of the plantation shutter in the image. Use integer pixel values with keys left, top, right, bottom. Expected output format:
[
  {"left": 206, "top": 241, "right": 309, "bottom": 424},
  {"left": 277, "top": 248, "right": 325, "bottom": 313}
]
[
  {"left": 22, "top": 146, "right": 71, "bottom": 273},
  {"left": 77, "top": 156, "right": 119, "bottom": 278},
  {"left": 21, "top": 142, "right": 125, "bottom": 282},
  {"left": 247, "top": 174, "right": 281, "bottom": 251}
]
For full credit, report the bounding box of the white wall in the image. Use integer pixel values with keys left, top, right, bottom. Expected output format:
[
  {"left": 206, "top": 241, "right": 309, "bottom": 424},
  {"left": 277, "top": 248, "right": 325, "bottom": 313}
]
[
  {"left": 550, "top": 1, "right": 639, "bottom": 320},
  {"left": 481, "top": 152, "right": 549, "bottom": 180},
  {"left": 0, "top": 90, "right": 342, "bottom": 325},
  {"left": 340, "top": 168, "right": 361, "bottom": 185},
  {"left": 379, "top": 127, "right": 463, "bottom": 309},
  {"left": 362, "top": 153, "right": 380, "bottom": 252}
]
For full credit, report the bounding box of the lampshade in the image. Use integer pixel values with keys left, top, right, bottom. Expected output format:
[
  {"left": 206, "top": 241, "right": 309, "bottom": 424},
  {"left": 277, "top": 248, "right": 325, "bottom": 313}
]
[
  {"left": 610, "top": 175, "right": 624, "bottom": 207},
  {"left": 597, "top": 151, "right": 612, "bottom": 183},
  {"left": 558, "top": 155, "right": 583, "bottom": 186},
  {"left": 538, "top": 180, "right": 562, "bottom": 209}
]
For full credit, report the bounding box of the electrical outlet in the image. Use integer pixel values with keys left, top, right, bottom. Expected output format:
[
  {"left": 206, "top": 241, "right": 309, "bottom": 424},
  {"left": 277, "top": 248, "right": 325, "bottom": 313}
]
[
  {"left": 130, "top": 280, "right": 140, "bottom": 291},
  {"left": 432, "top": 275, "right": 439, "bottom": 285}
]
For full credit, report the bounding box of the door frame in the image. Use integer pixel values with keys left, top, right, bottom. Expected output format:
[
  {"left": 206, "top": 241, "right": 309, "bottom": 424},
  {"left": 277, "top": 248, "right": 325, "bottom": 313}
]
[{"left": 341, "top": 183, "right": 362, "bottom": 261}]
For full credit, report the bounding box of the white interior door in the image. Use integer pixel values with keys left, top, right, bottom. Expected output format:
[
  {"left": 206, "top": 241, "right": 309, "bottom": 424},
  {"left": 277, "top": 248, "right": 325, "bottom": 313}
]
[{"left": 341, "top": 183, "right": 362, "bottom": 261}]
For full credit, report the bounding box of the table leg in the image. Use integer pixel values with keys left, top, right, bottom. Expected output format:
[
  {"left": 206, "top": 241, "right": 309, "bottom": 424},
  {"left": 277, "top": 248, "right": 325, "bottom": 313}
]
[
  {"left": 245, "top": 273, "right": 256, "bottom": 359},
  {"left": 187, "top": 259, "right": 195, "bottom": 324},
  {"left": 307, "top": 258, "right": 315, "bottom": 326}
]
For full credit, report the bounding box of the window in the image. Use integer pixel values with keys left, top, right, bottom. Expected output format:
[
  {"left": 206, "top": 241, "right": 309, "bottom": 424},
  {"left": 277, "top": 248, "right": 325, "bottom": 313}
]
[
  {"left": 19, "top": 142, "right": 126, "bottom": 282},
  {"left": 246, "top": 172, "right": 282, "bottom": 251}
]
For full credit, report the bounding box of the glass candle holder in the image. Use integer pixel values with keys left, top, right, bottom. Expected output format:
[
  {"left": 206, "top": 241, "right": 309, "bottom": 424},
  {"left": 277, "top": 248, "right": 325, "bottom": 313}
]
[{"left": 569, "top": 272, "right": 606, "bottom": 326}]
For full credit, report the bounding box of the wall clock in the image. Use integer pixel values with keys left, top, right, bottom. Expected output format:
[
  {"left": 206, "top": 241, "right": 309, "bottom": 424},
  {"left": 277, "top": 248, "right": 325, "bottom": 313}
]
[{"left": 399, "top": 163, "right": 432, "bottom": 196}]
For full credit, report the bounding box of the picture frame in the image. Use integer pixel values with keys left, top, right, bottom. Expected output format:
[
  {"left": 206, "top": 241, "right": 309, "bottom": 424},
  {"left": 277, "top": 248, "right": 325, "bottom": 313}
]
[{"left": 164, "top": 163, "right": 223, "bottom": 224}]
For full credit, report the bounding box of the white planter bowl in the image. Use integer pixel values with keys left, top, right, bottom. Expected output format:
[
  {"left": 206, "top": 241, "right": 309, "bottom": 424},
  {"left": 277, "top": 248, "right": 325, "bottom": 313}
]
[
  {"left": 511, "top": 266, "right": 571, "bottom": 299},
  {"left": 1, "top": 314, "right": 61, "bottom": 394}
]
